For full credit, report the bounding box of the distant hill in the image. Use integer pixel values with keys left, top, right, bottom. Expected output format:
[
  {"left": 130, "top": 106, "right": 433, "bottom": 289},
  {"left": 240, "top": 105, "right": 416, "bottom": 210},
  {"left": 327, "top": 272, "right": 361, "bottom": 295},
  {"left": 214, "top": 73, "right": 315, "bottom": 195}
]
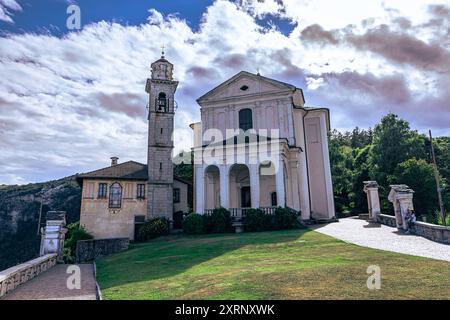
[{"left": 0, "top": 176, "right": 81, "bottom": 270}]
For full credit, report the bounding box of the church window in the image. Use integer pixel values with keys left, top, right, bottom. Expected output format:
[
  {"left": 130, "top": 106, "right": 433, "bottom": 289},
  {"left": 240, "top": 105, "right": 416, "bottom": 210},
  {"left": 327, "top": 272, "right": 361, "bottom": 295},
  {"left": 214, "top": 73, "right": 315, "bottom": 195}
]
[
  {"left": 240, "top": 85, "right": 249, "bottom": 91},
  {"left": 160, "top": 128, "right": 163, "bottom": 134},
  {"left": 271, "top": 192, "right": 277, "bottom": 207},
  {"left": 157, "top": 92, "right": 167, "bottom": 112},
  {"left": 98, "top": 183, "right": 107, "bottom": 199},
  {"left": 173, "top": 188, "right": 180, "bottom": 203},
  {"left": 239, "top": 108, "right": 253, "bottom": 131},
  {"left": 159, "top": 162, "right": 162, "bottom": 171},
  {"left": 137, "top": 184, "right": 146, "bottom": 199},
  {"left": 109, "top": 182, "right": 122, "bottom": 208}
]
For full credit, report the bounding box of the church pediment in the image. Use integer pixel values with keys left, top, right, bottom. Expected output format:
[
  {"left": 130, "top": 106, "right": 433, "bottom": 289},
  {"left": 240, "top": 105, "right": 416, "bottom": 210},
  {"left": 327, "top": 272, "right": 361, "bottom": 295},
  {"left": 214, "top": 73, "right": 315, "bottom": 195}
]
[{"left": 197, "top": 71, "right": 297, "bottom": 104}]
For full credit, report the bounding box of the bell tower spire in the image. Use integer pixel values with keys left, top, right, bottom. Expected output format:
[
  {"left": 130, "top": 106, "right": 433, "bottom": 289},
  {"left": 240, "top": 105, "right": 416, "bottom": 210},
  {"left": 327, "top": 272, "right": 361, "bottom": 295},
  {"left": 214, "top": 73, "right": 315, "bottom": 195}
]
[{"left": 145, "top": 53, "right": 179, "bottom": 222}]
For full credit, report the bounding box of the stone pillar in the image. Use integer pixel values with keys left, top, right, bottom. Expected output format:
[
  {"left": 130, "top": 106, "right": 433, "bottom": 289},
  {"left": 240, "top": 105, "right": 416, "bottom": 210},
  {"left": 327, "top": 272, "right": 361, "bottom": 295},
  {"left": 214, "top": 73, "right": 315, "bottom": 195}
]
[
  {"left": 219, "top": 164, "right": 229, "bottom": 208},
  {"left": 40, "top": 211, "right": 67, "bottom": 263},
  {"left": 276, "top": 160, "right": 286, "bottom": 207},
  {"left": 249, "top": 164, "right": 260, "bottom": 208},
  {"left": 388, "top": 185, "right": 415, "bottom": 231},
  {"left": 363, "top": 181, "right": 381, "bottom": 222}
]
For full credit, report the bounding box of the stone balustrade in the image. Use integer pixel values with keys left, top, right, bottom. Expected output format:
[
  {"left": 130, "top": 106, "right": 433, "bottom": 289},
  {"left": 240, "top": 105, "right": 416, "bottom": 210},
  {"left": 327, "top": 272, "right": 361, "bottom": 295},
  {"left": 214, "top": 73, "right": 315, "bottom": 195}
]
[{"left": 0, "top": 253, "right": 57, "bottom": 298}]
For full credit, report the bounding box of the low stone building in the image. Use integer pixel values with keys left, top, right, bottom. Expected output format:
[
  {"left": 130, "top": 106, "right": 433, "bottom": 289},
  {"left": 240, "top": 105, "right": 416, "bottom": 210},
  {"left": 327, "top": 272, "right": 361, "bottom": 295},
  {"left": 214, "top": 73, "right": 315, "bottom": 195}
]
[{"left": 76, "top": 159, "right": 191, "bottom": 240}]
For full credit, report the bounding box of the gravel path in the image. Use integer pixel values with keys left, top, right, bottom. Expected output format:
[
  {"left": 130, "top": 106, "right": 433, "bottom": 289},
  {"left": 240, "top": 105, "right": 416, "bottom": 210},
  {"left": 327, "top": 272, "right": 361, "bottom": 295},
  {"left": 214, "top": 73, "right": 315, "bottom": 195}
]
[
  {"left": 311, "top": 217, "right": 450, "bottom": 262},
  {"left": 2, "top": 264, "right": 97, "bottom": 300}
]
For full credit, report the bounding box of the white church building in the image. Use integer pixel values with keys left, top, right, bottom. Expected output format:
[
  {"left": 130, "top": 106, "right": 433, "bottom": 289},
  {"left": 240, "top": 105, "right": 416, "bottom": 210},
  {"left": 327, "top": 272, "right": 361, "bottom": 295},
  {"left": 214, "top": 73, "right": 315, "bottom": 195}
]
[
  {"left": 77, "top": 54, "right": 336, "bottom": 241},
  {"left": 191, "top": 71, "right": 335, "bottom": 221}
]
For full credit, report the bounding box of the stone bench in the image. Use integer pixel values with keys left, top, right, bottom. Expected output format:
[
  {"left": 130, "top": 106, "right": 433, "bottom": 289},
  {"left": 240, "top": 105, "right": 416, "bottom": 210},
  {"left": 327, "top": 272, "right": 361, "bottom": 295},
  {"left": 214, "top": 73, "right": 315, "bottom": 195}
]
[{"left": 0, "top": 253, "right": 58, "bottom": 298}]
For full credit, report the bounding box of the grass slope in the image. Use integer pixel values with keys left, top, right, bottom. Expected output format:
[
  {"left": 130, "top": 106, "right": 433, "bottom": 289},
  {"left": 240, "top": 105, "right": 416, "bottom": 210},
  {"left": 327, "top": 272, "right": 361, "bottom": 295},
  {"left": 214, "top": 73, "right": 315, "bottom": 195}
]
[{"left": 96, "top": 229, "right": 450, "bottom": 300}]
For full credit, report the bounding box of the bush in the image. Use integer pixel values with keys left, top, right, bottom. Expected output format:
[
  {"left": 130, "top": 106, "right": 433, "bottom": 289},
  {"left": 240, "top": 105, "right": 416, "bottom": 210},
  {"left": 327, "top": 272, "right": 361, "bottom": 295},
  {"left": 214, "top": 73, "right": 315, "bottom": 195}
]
[
  {"left": 244, "top": 209, "right": 271, "bottom": 232},
  {"left": 183, "top": 213, "right": 205, "bottom": 234},
  {"left": 64, "top": 222, "right": 93, "bottom": 263},
  {"left": 204, "top": 208, "right": 233, "bottom": 233},
  {"left": 244, "top": 208, "right": 299, "bottom": 232},
  {"left": 273, "top": 207, "right": 298, "bottom": 230},
  {"left": 138, "top": 218, "right": 170, "bottom": 242}
]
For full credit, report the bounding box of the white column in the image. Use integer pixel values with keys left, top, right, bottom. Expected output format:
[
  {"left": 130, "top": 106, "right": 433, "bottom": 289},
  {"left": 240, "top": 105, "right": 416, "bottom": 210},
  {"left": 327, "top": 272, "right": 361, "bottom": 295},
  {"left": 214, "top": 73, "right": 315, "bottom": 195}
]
[
  {"left": 219, "top": 165, "right": 229, "bottom": 209},
  {"left": 320, "top": 112, "right": 335, "bottom": 219},
  {"left": 250, "top": 164, "right": 260, "bottom": 208},
  {"left": 296, "top": 112, "right": 311, "bottom": 219},
  {"left": 276, "top": 160, "right": 286, "bottom": 207},
  {"left": 195, "top": 164, "right": 204, "bottom": 214}
]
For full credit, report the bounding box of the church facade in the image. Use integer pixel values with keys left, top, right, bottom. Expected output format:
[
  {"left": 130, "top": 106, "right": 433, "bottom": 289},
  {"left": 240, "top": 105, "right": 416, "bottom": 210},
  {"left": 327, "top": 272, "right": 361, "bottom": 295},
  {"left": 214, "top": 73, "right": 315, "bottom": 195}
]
[
  {"left": 191, "top": 71, "right": 335, "bottom": 221},
  {"left": 77, "top": 54, "right": 335, "bottom": 241}
]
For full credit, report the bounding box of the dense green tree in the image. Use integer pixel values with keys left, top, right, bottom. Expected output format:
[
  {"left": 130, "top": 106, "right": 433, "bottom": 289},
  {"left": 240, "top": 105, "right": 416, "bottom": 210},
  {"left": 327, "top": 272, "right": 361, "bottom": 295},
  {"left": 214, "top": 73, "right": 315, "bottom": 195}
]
[
  {"left": 434, "top": 137, "right": 450, "bottom": 183},
  {"left": 329, "top": 136, "right": 354, "bottom": 214},
  {"left": 350, "top": 127, "right": 373, "bottom": 149},
  {"left": 369, "top": 114, "right": 427, "bottom": 187},
  {"left": 389, "top": 159, "right": 439, "bottom": 219},
  {"left": 349, "top": 146, "right": 371, "bottom": 214}
]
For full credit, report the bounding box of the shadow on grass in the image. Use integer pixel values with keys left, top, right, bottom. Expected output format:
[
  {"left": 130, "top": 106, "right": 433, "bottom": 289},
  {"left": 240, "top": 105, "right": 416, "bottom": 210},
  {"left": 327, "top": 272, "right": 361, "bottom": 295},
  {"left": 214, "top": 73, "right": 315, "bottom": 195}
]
[{"left": 96, "top": 228, "right": 311, "bottom": 291}]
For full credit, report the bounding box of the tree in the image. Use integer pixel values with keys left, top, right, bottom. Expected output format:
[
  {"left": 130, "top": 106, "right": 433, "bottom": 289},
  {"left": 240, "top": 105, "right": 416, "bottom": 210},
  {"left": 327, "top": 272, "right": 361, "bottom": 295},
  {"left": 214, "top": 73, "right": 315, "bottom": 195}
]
[
  {"left": 350, "top": 145, "right": 371, "bottom": 214},
  {"left": 329, "top": 135, "right": 354, "bottom": 215},
  {"left": 433, "top": 137, "right": 450, "bottom": 184},
  {"left": 369, "top": 114, "right": 426, "bottom": 187},
  {"left": 389, "top": 159, "right": 438, "bottom": 218}
]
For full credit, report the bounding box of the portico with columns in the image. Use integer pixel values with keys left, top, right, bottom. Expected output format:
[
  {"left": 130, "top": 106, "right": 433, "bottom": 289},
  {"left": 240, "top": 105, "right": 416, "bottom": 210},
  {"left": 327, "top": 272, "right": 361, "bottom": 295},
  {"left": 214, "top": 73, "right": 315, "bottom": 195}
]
[{"left": 191, "top": 71, "right": 335, "bottom": 221}]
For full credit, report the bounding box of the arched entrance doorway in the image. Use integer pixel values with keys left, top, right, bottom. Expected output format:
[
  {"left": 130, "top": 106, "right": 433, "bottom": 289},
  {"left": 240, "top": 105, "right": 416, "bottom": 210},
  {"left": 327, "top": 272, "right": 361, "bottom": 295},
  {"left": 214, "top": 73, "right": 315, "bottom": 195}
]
[
  {"left": 204, "top": 165, "right": 220, "bottom": 209},
  {"left": 229, "top": 164, "right": 251, "bottom": 209},
  {"left": 259, "top": 161, "right": 277, "bottom": 207}
]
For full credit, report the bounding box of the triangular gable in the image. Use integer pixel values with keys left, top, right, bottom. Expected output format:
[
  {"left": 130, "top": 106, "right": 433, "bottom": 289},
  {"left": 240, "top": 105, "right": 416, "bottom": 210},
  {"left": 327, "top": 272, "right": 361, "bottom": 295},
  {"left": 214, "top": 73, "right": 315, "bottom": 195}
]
[{"left": 197, "top": 71, "right": 297, "bottom": 104}]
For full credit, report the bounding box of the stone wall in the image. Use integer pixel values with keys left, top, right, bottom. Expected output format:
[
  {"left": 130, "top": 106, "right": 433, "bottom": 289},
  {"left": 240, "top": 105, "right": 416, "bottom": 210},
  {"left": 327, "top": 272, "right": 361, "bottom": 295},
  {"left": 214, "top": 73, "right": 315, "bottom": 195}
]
[
  {"left": 378, "top": 214, "right": 450, "bottom": 244},
  {"left": 76, "top": 238, "right": 129, "bottom": 263},
  {"left": 0, "top": 253, "right": 57, "bottom": 298},
  {"left": 411, "top": 222, "right": 450, "bottom": 244},
  {"left": 378, "top": 214, "right": 397, "bottom": 227}
]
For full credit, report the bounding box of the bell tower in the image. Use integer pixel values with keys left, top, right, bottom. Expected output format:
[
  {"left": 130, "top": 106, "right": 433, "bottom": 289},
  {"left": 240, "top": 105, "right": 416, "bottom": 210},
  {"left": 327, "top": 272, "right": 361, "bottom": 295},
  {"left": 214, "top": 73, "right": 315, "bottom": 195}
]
[{"left": 146, "top": 50, "right": 178, "bottom": 221}]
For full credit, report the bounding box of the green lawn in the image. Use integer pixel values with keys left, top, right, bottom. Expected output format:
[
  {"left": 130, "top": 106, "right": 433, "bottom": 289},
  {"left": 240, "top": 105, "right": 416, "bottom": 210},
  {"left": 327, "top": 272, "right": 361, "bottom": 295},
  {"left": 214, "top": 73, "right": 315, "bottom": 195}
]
[{"left": 96, "top": 229, "right": 450, "bottom": 300}]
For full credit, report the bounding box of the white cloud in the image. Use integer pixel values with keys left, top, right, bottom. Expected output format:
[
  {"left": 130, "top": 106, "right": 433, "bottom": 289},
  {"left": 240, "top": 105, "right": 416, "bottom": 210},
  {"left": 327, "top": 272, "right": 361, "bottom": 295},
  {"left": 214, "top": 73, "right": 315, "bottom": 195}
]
[
  {"left": 0, "top": 0, "right": 21, "bottom": 23},
  {"left": 0, "top": 0, "right": 449, "bottom": 184}
]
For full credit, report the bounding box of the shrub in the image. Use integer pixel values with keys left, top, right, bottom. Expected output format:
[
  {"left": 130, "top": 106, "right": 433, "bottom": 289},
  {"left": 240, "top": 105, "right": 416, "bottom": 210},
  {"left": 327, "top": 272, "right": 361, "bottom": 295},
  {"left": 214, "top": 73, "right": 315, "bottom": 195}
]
[
  {"left": 273, "top": 207, "right": 298, "bottom": 230},
  {"left": 183, "top": 213, "right": 205, "bottom": 234},
  {"left": 244, "top": 209, "right": 272, "bottom": 232},
  {"left": 64, "top": 222, "right": 93, "bottom": 263},
  {"left": 204, "top": 208, "right": 233, "bottom": 233},
  {"left": 138, "top": 218, "right": 170, "bottom": 242}
]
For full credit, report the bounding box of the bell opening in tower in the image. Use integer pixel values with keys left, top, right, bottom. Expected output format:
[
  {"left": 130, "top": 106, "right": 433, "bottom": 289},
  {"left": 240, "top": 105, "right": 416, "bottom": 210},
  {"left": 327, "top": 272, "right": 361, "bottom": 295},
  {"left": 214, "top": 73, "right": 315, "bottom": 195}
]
[{"left": 157, "top": 92, "right": 167, "bottom": 112}]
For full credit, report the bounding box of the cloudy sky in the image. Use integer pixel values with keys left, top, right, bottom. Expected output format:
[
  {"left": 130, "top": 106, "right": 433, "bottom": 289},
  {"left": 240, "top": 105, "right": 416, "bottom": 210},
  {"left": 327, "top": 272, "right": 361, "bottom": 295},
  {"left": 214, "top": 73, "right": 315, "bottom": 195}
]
[{"left": 0, "top": 0, "right": 449, "bottom": 184}]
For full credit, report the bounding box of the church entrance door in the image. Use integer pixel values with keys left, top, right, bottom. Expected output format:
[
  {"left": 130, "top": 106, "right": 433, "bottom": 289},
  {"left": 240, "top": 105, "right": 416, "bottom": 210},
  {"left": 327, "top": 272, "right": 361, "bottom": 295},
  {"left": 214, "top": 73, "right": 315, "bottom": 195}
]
[{"left": 241, "top": 186, "right": 251, "bottom": 208}]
